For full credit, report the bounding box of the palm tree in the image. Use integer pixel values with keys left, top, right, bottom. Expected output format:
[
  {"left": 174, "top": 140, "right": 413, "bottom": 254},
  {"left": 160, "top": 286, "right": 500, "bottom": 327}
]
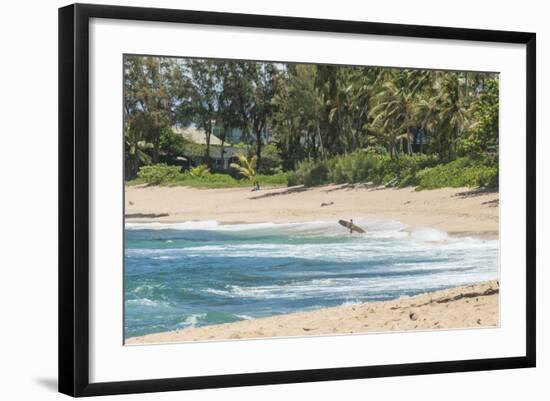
[
  {"left": 230, "top": 154, "right": 259, "bottom": 189},
  {"left": 124, "top": 125, "right": 152, "bottom": 179},
  {"left": 414, "top": 94, "right": 440, "bottom": 154},
  {"left": 369, "top": 76, "right": 413, "bottom": 158},
  {"left": 434, "top": 73, "right": 470, "bottom": 159}
]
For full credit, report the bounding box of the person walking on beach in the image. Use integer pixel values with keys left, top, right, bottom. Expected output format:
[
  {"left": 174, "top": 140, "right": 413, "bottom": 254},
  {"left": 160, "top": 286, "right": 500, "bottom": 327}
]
[{"left": 349, "top": 219, "right": 354, "bottom": 234}]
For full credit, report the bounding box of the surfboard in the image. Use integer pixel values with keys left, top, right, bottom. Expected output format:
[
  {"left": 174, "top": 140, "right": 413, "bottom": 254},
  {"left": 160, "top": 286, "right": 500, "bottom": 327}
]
[{"left": 338, "top": 219, "right": 366, "bottom": 234}]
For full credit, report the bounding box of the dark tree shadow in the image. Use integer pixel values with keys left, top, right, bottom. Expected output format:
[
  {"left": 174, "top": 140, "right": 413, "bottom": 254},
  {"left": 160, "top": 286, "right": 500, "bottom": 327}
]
[
  {"left": 453, "top": 187, "right": 499, "bottom": 199},
  {"left": 323, "top": 182, "right": 379, "bottom": 192},
  {"left": 125, "top": 212, "right": 170, "bottom": 218},
  {"left": 482, "top": 199, "right": 499, "bottom": 207},
  {"left": 249, "top": 185, "right": 309, "bottom": 199}
]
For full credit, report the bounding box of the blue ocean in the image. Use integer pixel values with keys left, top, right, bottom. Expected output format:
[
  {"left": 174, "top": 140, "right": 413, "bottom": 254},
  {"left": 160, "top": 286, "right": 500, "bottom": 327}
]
[{"left": 124, "top": 219, "right": 499, "bottom": 339}]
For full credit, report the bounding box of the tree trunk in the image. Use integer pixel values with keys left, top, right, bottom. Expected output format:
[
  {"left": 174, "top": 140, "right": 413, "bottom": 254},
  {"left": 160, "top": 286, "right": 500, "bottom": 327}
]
[
  {"left": 220, "top": 126, "right": 227, "bottom": 170},
  {"left": 152, "top": 136, "right": 160, "bottom": 164},
  {"left": 241, "top": 122, "right": 251, "bottom": 153},
  {"left": 312, "top": 131, "right": 317, "bottom": 160},
  {"left": 255, "top": 129, "right": 263, "bottom": 171},
  {"left": 204, "top": 128, "right": 211, "bottom": 167},
  {"left": 317, "top": 122, "right": 324, "bottom": 158}
]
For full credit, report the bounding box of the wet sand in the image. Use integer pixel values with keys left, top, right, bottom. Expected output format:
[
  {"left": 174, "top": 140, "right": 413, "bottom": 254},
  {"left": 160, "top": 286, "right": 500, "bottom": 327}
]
[{"left": 126, "top": 280, "right": 499, "bottom": 344}]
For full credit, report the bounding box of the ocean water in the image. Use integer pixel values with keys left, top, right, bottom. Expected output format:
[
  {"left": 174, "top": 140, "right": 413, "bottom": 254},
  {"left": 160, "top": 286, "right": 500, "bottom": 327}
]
[{"left": 124, "top": 219, "right": 499, "bottom": 339}]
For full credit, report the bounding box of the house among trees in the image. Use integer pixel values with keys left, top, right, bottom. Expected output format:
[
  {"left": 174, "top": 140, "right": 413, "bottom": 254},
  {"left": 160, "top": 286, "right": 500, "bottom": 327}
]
[{"left": 173, "top": 126, "right": 241, "bottom": 170}]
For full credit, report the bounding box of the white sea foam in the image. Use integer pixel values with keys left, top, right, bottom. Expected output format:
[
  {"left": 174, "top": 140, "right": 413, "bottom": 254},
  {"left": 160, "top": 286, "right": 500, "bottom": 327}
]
[
  {"left": 235, "top": 314, "right": 254, "bottom": 320},
  {"left": 205, "top": 265, "right": 497, "bottom": 301},
  {"left": 126, "top": 219, "right": 498, "bottom": 259},
  {"left": 177, "top": 313, "right": 206, "bottom": 328},
  {"left": 126, "top": 220, "right": 221, "bottom": 230},
  {"left": 340, "top": 299, "right": 361, "bottom": 306},
  {"left": 126, "top": 298, "right": 170, "bottom": 307},
  {"left": 125, "top": 218, "right": 406, "bottom": 234},
  {"left": 185, "top": 241, "right": 496, "bottom": 264},
  {"left": 410, "top": 227, "right": 449, "bottom": 242},
  {"left": 126, "top": 235, "right": 498, "bottom": 268},
  {"left": 131, "top": 284, "right": 165, "bottom": 294}
]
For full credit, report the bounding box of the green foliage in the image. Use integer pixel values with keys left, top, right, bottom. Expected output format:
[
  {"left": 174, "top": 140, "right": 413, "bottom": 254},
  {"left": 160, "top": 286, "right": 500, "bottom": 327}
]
[
  {"left": 124, "top": 56, "right": 189, "bottom": 175},
  {"left": 189, "top": 164, "right": 211, "bottom": 177},
  {"left": 258, "top": 144, "right": 283, "bottom": 174},
  {"left": 288, "top": 152, "right": 498, "bottom": 190},
  {"left": 137, "top": 164, "right": 182, "bottom": 185},
  {"left": 458, "top": 79, "right": 499, "bottom": 156},
  {"left": 124, "top": 125, "right": 153, "bottom": 179},
  {"left": 286, "top": 171, "right": 299, "bottom": 187},
  {"left": 124, "top": 55, "right": 499, "bottom": 189},
  {"left": 292, "top": 160, "right": 331, "bottom": 187},
  {"left": 365, "top": 145, "right": 388, "bottom": 155},
  {"left": 290, "top": 151, "right": 439, "bottom": 188},
  {"left": 159, "top": 127, "right": 186, "bottom": 159},
  {"left": 230, "top": 154, "right": 259, "bottom": 188},
  {"left": 416, "top": 157, "right": 498, "bottom": 189},
  {"left": 182, "top": 143, "right": 207, "bottom": 158},
  {"left": 130, "top": 163, "right": 289, "bottom": 189},
  {"left": 181, "top": 172, "right": 240, "bottom": 188},
  {"left": 260, "top": 171, "right": 289, "bottom": 186}
]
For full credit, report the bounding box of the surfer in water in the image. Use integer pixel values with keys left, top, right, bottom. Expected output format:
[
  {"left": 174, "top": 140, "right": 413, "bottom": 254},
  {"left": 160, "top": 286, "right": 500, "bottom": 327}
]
[{"left": 338, "top": 218, "right": 365, "bottom": 234}]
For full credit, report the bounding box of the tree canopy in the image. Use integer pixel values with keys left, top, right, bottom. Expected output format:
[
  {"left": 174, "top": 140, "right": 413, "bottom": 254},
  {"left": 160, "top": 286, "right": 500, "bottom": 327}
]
[{"left": 124, "top": 55, "right": 498, "bottom": 180}]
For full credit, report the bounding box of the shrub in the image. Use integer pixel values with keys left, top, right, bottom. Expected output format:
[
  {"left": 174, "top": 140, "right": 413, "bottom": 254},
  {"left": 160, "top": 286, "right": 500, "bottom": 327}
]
[
  {"left": 293, "top": 160, "right": 330, "bottom": 187},
  {"left": 259, "top": 144, "right": 283, "bottom": 174},
  {"left": 286, "top": 171, "right": 299, "bottom": 187},
  {"left": 365, "top": 145, "right": 388, "bottom": 155},
  {"left": 416, "top": 157, "right": 498, "bottom": 189},
  {"left": 189, "top": 164, "right": 211, "bottom": 178},
  {"left": 289, "top": 151, "right": 439, "bottom": 188},
  {"left": 130, "top": 163, "right": 290, "bottom": 189},
  {"left": 259, "top": 171, "right": 289, "bottom": 186},
  {"left": 137, "top": 163, "right": 182, "bottom": 185}
]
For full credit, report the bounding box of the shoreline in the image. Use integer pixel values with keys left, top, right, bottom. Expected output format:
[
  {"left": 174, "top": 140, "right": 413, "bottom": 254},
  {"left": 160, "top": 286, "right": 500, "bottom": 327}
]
[
  {"left": 125, "top": 184, "right": 499, "bottom": 238},
  {"left": 126, "top": 280, "right": 499, "bottom": 345}
]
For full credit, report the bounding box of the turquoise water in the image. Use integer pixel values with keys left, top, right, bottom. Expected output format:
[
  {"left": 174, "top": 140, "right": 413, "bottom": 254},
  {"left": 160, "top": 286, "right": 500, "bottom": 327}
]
[{"left": 124, "top": 219, "right": 499, "bottom": 339}]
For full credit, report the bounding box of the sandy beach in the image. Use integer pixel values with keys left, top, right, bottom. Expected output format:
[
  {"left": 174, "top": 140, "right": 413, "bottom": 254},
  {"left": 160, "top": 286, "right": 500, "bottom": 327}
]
[
  {"left": 125, "top": 184, "right": 499, "bottom": 343},
  {"left": 126, "top": 280, "right": 499, "bottom": 344},
  {"left": 125, "top": 184, "right": 499, "bottom": 237}
]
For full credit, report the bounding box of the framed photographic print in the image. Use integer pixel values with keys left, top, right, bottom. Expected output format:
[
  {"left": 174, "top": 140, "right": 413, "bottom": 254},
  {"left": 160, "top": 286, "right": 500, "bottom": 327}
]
[{"left": 58, "top": 3, "right": 536, "bottom": 397}]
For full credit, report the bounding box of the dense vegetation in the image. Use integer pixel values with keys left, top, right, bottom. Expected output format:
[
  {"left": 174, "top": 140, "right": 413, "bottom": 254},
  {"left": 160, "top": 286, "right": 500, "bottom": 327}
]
[
  {"left": 124, "top": 56, "right": 499, "bottom": 189},
  {"left": 131, "top": 163, "right": 288, "bottom": 188},
  {"left": 287, "top": 152, "right": 497, "bottom": 189}
]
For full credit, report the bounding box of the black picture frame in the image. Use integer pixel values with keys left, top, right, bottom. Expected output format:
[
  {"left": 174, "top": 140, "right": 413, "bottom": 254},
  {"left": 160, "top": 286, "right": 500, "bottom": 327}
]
[{"left": 59, "top": 3, "right": 536, "bottom": 397}]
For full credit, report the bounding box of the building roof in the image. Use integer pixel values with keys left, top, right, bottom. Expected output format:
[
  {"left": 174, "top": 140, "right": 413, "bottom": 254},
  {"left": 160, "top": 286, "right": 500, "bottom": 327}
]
[{"left": 172, "top": 126, "right": 223, "bottom": 146}]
